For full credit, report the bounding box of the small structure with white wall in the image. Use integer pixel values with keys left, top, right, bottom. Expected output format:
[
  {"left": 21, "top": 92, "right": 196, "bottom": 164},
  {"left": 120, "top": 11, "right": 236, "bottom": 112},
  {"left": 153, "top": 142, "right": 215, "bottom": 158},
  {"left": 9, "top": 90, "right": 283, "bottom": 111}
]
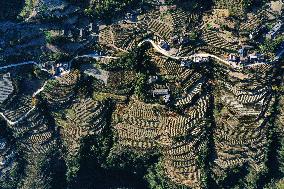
[
  {"left": 181, "top": 60, "right": 192, "bottom": 67},
  {"left": 192, "top": 56, "right": 209, "bottom": 63},
  {"left": 163, "top": 94, "right": 171, "bottom": 103},
  {"left": 152, "top": 88, "right": 171, "bottom": 103},
  {"left": 159, "top": 40, "right": 170, "bottom": 51},
  {"left": 148, "top": 76, "right": 158, "bottom": 84},
  {"left": 152, "top": 89, "right": 169, "bottom": 97}
]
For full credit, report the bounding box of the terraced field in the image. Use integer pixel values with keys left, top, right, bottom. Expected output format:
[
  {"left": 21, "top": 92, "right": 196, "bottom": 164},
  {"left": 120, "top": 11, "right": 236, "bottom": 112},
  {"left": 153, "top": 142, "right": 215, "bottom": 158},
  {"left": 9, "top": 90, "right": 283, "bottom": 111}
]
[
  {"left": 42, "top": 70, "right": 80, "bottom": 108},
  {"left": 58, "top": 98, "right": 107, "bottom": 156},
  {"left": 0, "top": 0, "right": 283, "bottom": 188}
]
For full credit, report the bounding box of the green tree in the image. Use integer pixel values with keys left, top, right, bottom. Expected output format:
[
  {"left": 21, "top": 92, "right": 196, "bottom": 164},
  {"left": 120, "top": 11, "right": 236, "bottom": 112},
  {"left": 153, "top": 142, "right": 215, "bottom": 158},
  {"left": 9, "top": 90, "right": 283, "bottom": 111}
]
[
  {"left": 145, "top": 160, "right": 188, "bottom": 189},
  {"left": 0, "top": 0, "right": 24, "bottom": 20},
  {"left": 84, "top": 0, "right": 142, "bottom": 22},
  {"left": 134, "top": 72, "right": 147, "bottom": 100}
]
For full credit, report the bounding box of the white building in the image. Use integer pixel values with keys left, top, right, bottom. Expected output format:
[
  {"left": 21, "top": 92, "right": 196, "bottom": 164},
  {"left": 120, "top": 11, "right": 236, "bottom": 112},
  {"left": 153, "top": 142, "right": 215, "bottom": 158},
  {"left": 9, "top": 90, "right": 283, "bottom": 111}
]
[
  {"left": 163, "top": 94, "right": 171, "bottom": 103},
  {"left": 148, "top": 76, "right": 158, "bottom": 84},
  {"left": 152, "top": 89, "right": 169, "bottom": 97},
  {"left": 181, "top": 60, "right": 192, "bottom": 67},
  {"left": 192, "top": 56, "right": 209, "bottom": 63}
]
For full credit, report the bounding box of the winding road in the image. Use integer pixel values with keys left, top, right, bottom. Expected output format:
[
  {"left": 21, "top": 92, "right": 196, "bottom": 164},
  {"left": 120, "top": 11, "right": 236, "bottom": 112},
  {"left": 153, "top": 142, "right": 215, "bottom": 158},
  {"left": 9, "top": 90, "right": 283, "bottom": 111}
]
[
  {"left": 138, "top": 39, "right": 279, "bottom": 69},
  {"left": 0, "top": 61, "right": 38, "bottom": 70},
  {"left": 0, "top": 39, "right": 280, "bottom": 125},
  {"left": 141, "top": 39, "right": 239, "bottom": 67},
  {"left": 0, "top": 53, "right": 120, "bottom": 125}
]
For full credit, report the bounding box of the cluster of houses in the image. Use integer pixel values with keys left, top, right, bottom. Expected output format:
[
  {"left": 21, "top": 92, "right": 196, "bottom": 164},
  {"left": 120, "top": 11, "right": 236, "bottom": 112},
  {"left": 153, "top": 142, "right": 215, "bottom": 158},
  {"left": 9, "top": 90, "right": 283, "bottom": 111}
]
[
  {"left": 40, "top": 61, "right": 69, "bottom": 76},
  {"left": 170, "top": 35, "right": 190, "bottom": 46},
  {"left": 229, "top": 21, "right": 283, "bottom": 65},
  {"left": 227, "top": 46, "right": 266, "bottom": 66},
  {"left": 181, "top": 56, "right": 209, "bottom": 66},
  {"left": 48, "top": 22, "right": 99, "bottom": 41},
  {"left": 229, "top": 20, "right": 283, "bottom": 65}
]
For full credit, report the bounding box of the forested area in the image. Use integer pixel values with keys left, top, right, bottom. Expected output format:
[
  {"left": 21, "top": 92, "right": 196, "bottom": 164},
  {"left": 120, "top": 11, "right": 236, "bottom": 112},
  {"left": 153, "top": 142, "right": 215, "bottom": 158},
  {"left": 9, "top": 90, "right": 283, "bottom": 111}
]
[{"left": 0, "top": 0, "right": 25, "bottom": 20}]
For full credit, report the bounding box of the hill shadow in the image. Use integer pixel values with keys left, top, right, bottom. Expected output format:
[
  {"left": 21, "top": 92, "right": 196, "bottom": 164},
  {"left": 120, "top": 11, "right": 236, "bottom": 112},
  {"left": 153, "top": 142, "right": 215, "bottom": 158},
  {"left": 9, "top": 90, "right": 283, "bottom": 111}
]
[{"left": 0, "top": 0, "right": 25, "bottom": 20}]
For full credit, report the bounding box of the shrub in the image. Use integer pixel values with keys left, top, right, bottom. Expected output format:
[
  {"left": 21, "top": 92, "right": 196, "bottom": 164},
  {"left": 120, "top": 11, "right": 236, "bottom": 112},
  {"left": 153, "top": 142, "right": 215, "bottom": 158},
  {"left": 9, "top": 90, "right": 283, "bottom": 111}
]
[
  {"left": 134, "top": 72, "right": 147, "bottom": 100},
  {"left": 20, "top": 0, "right": 35, "bottom": 18},
  {"left": 85, "top": 0, "right": 142, "bottom": 22}
]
